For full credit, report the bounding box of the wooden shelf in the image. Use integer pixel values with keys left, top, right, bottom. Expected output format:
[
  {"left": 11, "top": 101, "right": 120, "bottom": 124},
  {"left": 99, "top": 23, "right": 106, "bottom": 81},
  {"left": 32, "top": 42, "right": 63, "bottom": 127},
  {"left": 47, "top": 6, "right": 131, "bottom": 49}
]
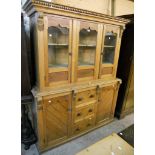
[
  {"left": 78, "top": 62, "right": 94, "bottom": 66},
  {"left": 79, "top": 44, "right": 96, "bottom": 47},
  {"left": 48, "top": 64, "right": 68, "bottom": 68},
  {"left": 104, "top": 45, "right": 115, "bottom": 48},
  {"left": 48, "top": 43, "right": 68, "bottom": 46}
]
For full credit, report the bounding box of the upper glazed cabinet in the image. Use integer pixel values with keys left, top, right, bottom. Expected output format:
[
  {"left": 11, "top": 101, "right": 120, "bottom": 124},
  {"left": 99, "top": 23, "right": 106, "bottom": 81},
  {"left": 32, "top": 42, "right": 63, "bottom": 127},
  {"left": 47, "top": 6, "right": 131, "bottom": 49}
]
[
  {"left": 31, "top": 13, "right": 126, "bottom": 90},
  {"left": 99, "top": 25, "right": 121, "bottom": 79},
  {"left": 72, "top": 20, "right": 101, "bottom": 82},
  {"left": 44, "top": 19, "right": 121, "bottom": 85},
  {"left": 44, "top": 15, "right": 72, "bottom": 87},
  {"left": 44, "top": 17, "right": 103, "bottom": 87}
]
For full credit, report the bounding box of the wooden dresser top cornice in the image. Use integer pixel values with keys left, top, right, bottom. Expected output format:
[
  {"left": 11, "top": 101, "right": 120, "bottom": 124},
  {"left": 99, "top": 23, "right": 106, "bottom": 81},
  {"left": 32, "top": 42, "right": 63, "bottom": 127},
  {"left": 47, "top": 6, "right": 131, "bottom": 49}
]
[{"left": 23, "top": 0, "right": 130, "bottom": 26}]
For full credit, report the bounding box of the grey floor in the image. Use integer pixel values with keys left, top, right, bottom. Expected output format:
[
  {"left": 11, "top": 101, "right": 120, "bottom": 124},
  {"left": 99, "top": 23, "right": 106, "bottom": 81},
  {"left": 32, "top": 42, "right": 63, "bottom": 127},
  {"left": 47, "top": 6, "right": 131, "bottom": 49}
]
[{"left": 22, "top": 113, "right": 134, "bottom": 155}]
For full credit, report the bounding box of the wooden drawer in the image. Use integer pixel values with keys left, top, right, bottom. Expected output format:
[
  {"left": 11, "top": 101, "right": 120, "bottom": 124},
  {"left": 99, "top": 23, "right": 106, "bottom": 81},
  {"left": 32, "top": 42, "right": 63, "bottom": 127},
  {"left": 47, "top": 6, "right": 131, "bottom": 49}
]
[
  {"left": 72, "top": 116, "right": 95, "bottom": 135},
  {"left": 85, "top": 104, "right": 94, "bottom": 116},
  {"left": 74, "top": 104, "right": 95, "bottom": 122},
  {"left": 75, "top": 89, "right": 96, "bottom": 105},
  {"left": 84, "top": 116, "right": 95, "bottom": 129}
]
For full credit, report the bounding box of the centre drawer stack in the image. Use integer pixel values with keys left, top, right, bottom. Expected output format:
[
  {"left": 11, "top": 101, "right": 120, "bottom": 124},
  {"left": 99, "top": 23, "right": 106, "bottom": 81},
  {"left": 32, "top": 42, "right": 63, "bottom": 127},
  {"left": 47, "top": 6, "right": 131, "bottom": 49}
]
[{"left": 72, "top": 87, "right": 97, "bottom": 135}]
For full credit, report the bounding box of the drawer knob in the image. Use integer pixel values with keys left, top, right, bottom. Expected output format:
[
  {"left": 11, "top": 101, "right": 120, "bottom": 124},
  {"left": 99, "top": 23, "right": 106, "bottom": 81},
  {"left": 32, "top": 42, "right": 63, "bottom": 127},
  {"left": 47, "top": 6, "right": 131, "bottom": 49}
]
[
  {"left": 76, "top": 128, "right": 80, "bottom": 131},
  {"left": 89, "top": 94, "right": 94, "bottom": 98},
  {"left": 78, "top": 97, "right": 83, "bottom": 101},
  {"left": 48, "top": 100, "right": 51, "bottom": 103},
  {"left": 88, "top": 109, "right": 93, "bottom": 113},
  {"left": 87, "top": 123, "right": 91, "bottom": 127},
  {"left": 77, "top": 113, "right": 81, "bottom": 116}
]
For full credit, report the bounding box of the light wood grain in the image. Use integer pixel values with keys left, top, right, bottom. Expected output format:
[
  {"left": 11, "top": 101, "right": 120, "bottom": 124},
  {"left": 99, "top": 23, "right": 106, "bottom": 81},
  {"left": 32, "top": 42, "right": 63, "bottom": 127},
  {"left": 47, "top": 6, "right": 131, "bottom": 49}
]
[
  {"left": 43, "top": 93, "right": 71, "bottom": 145},
  {"left": 99, "top": 24, "right": 121, "bottom": 79},
  {"left": 96, "top": 85, "right": 115, "bottom": 124}
]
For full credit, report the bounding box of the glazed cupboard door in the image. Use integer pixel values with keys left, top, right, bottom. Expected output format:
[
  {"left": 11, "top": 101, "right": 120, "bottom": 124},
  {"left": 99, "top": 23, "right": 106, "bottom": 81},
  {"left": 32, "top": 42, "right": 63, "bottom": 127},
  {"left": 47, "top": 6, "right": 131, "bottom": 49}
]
[
  {"left": 43, "top": 93, "right": 71, "bottom": 146},
  {"left": 72, "top": 20, "right": 102, "bottom": 82},
  {"left": 44, "top": 15, "right": 72, "bottom": 87},
  {"left": 99, "top": 25, "right": 120, "bottom": 79},
  {"left": 96, "top": 85, "right": 116, "bottom": 124}
]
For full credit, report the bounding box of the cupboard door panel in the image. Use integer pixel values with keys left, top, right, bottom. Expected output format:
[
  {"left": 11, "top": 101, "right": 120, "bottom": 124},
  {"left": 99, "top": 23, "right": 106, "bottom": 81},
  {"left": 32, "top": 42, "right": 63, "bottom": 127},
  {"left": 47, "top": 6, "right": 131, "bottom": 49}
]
[
  {"left": 45, "top": 15, "right": 72, "bottom": 86},
  {"left": 101, "top": 67, "right": 113, "bottom": 75},
  {"left": 43, "top": 94, "right": 71, "bottom": 144},
  {"left": 99, "top": 25, "right": 120, "bottom": 79},
  {"left": 48, "top": 71, "right": 68, "bottom": 82},
  {"left": 78, "top": 69, "right": 94, "bottom": 79},
  {"left": 96, "top": 86, "right": 115, "bottom": 124},
  {"left": 78, "top": 21, "right": 98, "bottom": 67},
  {"left": 73, "top": 20, "right": 101, "bottom": 82}
]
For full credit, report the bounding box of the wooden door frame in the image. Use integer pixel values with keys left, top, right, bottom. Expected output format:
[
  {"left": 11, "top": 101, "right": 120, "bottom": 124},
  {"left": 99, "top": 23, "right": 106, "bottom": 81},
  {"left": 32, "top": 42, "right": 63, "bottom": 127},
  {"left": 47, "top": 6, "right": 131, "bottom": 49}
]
[{"left": 43, "top": 14, "right": 73, "bottom": 87}]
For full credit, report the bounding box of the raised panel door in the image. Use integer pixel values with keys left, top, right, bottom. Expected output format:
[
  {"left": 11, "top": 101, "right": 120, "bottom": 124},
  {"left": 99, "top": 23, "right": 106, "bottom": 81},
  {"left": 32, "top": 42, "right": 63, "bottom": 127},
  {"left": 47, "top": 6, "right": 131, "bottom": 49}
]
[
  {"left": 96, "top": 85, "right": 115, "bottom": 124},
  {"left": 43, "top": 94, "right": 71, "bottom": 145}
]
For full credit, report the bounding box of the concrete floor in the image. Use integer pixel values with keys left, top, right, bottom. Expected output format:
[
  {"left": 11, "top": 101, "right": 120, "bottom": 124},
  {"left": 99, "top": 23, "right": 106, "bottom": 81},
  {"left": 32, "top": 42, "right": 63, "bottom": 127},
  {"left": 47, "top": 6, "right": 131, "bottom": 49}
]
[{"left": 22, "top": 113, "right": 134, "bottom": 155}]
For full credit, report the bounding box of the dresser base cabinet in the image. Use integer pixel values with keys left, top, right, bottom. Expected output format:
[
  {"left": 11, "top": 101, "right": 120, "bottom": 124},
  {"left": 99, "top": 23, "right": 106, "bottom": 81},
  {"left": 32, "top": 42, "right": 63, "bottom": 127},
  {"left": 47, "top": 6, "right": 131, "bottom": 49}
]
[
  {"left": 96, "top": 84, "right": 119, "bottom": 125},
  {"left": 32, "top": 79, "right": 121, "bottom": 152}
]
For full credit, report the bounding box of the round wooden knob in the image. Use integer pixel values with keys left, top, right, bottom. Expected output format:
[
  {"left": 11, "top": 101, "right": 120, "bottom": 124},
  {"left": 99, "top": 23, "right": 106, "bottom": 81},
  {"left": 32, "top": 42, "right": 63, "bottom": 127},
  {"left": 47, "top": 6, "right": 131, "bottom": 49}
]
[
  {"left": 87, "top": 123, "right": 91, "bottom": 127},
  {"left": 89, "top": 94, "right": 94, "bottom": 98},
  {"left": 77, "top": 113, "right": 81, "bottom": 116},
  {"left": 78, "top": 97, "right": 83, "bottom": 101},
  {"left": 88, "top": 109, "right": 93, "bottom": 112}
]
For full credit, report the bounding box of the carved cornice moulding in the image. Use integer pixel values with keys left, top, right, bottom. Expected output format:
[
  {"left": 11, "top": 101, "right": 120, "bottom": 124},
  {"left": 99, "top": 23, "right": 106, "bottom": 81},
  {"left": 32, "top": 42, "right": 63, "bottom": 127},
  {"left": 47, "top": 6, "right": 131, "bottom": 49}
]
[{"left": 23, "top": 0, "right": 130, "bottom": 24}]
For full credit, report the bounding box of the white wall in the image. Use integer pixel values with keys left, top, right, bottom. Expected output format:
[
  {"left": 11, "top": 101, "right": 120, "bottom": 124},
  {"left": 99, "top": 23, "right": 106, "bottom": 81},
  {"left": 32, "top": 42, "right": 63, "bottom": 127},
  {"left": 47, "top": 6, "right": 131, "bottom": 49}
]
[
  {"left": 53, "top": 0, "right": 134, "bottom": 16},
  {"left": 114, "top": 0, "right": 134, "bottom": 16},
  {"left": 53, "top": 0, "right": 111, "bottom": 14},
  {"left": 21, "top": 0, "right": 134, "bottom": 16}
]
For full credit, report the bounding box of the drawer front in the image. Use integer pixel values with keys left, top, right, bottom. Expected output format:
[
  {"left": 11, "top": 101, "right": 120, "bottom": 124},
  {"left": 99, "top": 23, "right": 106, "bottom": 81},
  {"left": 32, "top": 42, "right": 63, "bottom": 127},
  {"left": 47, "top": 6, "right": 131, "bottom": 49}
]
[
  {"left": 74, "top": 104, "right": 95, "bottom": 122},
  {"left": 72, "top": 116, "right": 95, "bottom": 135},
  {"left": 75, "top": 108, "right": 85, "bottom": 121},
  {"left": 84, "top": 117, "right": 95, "bottom": 130},
  {"left": 75, "top": 89, "right": 96, "bottom": 105},
  {"left": 72, "top": 122, "right": 83, "bottom": 135},
  {"left": 85, "top": 104, "right": 95, "bottom": 116}
]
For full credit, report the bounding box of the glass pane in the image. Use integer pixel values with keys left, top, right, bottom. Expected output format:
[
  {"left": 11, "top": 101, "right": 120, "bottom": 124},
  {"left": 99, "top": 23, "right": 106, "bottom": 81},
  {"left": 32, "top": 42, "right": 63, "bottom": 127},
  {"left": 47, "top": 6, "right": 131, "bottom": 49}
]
[
  {"left": 48, "top": 19, "right": 69, "bottom": 68},
  {"left": 102, "top": 31, "right": 117, "bottom": 64},
  {"left": 104, "top": 32, "right": 117, "bottom": 46},
  {"left": 102, "top": 47, "right": 115, "bottom": 64},
  {"left": 78, "top": 22, "right": 97, "bottom": 66},
  {"left": 78, "top": 46, "right": 96, "bottom": 66}
]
